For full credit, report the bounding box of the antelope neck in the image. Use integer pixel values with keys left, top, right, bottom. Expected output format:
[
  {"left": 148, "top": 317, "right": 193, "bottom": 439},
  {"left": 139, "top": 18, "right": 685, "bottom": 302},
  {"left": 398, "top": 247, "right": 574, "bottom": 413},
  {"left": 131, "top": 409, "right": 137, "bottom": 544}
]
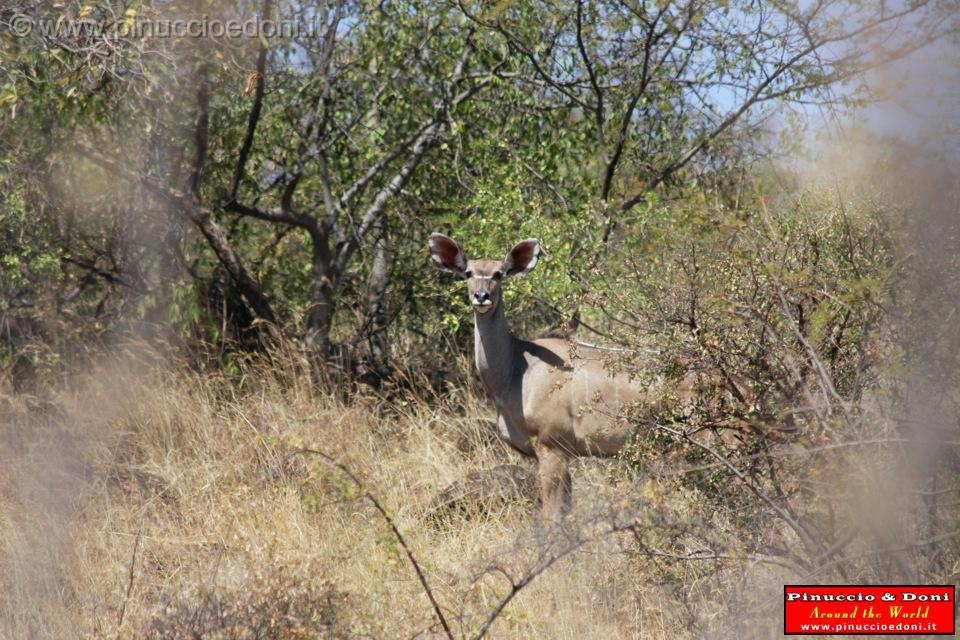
[{"left": 473, "top": 301, "right": 517, "bottom": 397}]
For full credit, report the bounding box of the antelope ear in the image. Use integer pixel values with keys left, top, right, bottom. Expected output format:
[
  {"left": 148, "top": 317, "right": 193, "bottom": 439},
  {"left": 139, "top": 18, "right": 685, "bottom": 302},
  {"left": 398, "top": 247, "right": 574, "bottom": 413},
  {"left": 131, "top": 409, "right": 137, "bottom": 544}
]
[
  {"left": 428, "top": 232, "right": 467, "bottom": 276},
  {"left": 501, "top": 239, "right": 541, "bottom": 277}
]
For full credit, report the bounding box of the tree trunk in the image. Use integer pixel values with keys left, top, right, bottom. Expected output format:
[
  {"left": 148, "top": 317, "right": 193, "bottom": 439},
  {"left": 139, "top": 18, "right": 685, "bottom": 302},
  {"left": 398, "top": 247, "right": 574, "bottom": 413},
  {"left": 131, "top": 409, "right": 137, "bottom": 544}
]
[
  {"left": 364, "top": 217, "right": 391, "bottom": 380},
  {"left": 305, "top": 229, "right": 336, "bottom": 371}
]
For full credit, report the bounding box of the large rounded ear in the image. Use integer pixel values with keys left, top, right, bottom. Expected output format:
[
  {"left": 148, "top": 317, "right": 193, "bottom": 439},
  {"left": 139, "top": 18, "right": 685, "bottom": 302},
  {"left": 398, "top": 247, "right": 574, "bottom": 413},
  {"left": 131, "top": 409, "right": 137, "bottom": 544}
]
[
  {"left": 428, "top": 232, "right": 467, "bottom": 276},
  {"left": 501, "top": 239, "right": 541, "bottom": 277}
]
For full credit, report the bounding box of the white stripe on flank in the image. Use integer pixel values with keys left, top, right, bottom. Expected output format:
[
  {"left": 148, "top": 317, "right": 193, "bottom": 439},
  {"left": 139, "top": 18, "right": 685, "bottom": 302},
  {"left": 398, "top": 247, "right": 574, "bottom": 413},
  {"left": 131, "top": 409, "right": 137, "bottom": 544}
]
[{"left": 574, "top": 341, "right": 660, "bottom": 354}]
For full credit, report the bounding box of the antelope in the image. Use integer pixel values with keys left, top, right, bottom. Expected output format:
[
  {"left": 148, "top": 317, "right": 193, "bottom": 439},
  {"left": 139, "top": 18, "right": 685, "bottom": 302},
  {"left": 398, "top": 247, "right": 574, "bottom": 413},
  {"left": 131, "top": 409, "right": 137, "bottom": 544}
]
[{"left": 428, "top": 233, "right": 651, "bottom": 520}]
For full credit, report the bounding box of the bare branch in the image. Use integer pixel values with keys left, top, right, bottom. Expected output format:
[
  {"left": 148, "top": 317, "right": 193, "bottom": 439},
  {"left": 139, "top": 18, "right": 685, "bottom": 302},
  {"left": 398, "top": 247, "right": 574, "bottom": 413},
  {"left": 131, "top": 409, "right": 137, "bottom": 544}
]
[
  {"left": 472, "top": 520, "right": 636, "bottom": 640},
  {"left": 575, "top": 0, "right": 605, "bottom": 156},
  {"left": 115, "top": 527, "right": 142, "bottom": 634},
  {"left": 333, "top": 121, "right": 442, "bottom": 278},
  {"left": 299, "top": 448, "right": 453, "bottom": 640},
  {"left": 656, "top": 423, "right": 827, "bottom": 559}
]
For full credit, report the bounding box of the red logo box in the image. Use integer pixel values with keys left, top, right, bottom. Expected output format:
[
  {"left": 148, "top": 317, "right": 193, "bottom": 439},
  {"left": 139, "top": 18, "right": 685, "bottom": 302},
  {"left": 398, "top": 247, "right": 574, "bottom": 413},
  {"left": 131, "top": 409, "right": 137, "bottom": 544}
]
[{"left": 784, "top": 585, "right": 955, "bottom": 635}]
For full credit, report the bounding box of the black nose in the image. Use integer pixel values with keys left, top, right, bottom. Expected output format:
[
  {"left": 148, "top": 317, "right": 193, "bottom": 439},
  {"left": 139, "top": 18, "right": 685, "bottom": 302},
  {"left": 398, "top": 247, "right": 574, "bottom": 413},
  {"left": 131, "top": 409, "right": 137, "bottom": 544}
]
[{"left": 474, "top": 292, "right": 491, "bottom": 303}]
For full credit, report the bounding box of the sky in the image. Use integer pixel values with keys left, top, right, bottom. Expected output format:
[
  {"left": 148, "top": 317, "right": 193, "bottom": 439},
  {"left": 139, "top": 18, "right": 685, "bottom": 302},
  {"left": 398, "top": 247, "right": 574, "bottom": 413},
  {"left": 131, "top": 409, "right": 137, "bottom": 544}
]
[
  {"left": 860, "top": 38, "right": 960, "bottom": 148},
  {"left": 800, "top": 8, "right": 960, "bottom": 158}
]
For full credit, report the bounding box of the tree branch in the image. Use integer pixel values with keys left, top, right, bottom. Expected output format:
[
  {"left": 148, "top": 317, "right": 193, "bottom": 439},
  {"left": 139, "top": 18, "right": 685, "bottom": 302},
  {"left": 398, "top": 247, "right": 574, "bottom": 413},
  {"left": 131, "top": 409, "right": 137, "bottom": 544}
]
[
  {"left": 227, "top": 0, "right": 271, "bottom": 202},
  {"left": 299, "top": 448, "right": 453, "bottom": 640},
  {"left": 77, "top": 144, "right": 279, "bottom": 329}
]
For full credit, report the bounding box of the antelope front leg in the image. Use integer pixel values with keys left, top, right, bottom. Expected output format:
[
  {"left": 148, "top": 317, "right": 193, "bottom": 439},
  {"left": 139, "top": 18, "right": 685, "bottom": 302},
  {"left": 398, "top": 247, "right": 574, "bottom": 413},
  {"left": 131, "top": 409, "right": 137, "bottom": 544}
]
[{"left": 535, "top": 444, "right": 571, "bottom": 522}]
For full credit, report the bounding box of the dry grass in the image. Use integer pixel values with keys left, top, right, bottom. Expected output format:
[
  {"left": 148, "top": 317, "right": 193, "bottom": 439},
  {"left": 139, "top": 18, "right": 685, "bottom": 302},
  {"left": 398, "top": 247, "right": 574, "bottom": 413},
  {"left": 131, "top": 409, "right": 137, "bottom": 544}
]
[{"left": 0, "top": 344, "right": 782, "bottom": 639}]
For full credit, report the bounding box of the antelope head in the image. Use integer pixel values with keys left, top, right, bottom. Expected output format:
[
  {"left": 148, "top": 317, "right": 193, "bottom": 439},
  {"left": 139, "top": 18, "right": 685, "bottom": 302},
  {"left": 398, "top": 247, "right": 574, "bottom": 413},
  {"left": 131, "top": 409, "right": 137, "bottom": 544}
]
[{"left": 428, "top": 233, "right": 541, "bottom": 315}]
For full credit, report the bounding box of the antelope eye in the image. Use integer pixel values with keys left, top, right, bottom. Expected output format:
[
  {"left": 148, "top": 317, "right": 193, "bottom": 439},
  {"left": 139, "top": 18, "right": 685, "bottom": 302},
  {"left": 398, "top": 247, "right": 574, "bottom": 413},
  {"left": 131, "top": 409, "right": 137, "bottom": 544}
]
[
  {"left": 492, "top": 271, "right": 503, "bottom": 281},
  {"left": 464, "top": 270, "right": 473, "bottom": 279}
]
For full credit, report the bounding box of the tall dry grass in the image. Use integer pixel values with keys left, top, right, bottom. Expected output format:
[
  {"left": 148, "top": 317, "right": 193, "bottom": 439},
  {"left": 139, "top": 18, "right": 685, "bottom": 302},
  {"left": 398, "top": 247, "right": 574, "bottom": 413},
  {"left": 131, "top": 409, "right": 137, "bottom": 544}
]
[{"left": 0, "top": 342, "right": 716, "bottom": 639}]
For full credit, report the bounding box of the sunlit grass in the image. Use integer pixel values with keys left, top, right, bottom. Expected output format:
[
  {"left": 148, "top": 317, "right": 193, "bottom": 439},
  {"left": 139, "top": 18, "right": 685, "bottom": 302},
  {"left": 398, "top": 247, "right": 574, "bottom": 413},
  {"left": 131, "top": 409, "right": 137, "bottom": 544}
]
[{"left": 0, "top": 344, "right": 686, "bottom": 639}]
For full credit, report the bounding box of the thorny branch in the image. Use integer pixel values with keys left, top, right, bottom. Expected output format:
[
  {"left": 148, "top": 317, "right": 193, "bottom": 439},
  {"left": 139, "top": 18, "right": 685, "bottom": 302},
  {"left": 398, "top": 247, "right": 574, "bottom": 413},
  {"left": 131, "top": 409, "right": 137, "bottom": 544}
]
[{"left": 655, "top": 423, "right": 828, "bottom": 560}]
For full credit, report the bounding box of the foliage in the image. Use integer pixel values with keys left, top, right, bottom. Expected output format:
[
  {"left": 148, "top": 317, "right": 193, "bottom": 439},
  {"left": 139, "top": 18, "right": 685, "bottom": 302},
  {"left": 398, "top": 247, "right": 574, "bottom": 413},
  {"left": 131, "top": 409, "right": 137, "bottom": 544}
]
[
  {"left": 5, "top": 0, "right": 951, "bottom": 378},
  {"left": 608, "top": 181, "right": 896, "bottom": 412}
]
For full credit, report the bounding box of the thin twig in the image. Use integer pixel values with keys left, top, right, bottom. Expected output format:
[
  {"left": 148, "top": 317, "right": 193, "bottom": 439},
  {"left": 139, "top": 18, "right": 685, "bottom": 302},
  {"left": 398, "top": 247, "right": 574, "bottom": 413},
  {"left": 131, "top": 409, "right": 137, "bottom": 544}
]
[
  {"left": 656, "top": 423, "right": 826, "bottom": 559},
  {"left": 299, "top": 448, "right": 454, "bottom": 640},
  {"left": 473, "top": 521, "right": 636, "bottom": 639},
  {"left": 643, "top": 548, "right": 806, "bottom": 574},
  {"left": 115, "top": 526, "right": 142, "bottom": 634}
]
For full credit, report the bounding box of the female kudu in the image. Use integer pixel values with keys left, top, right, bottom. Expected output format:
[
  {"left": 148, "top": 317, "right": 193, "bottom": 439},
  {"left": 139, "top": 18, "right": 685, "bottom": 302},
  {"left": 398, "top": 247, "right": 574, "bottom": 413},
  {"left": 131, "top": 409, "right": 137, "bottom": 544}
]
[{"left": 429, "top": 233, "right": 648, "bottom": 520}]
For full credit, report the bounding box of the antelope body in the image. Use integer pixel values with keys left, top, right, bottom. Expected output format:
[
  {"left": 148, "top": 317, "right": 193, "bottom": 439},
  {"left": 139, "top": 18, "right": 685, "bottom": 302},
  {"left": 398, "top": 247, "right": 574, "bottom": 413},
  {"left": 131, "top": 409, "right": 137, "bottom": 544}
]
[{"left": 429, "top": 233, "right": 650, "bottom": 520}]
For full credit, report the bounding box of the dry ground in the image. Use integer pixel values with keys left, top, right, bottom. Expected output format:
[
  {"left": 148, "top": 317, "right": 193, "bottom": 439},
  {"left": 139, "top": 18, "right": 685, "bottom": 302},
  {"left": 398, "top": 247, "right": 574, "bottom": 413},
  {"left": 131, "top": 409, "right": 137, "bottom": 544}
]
[{"left": 0, "top": 345, "right": 786, "bottom": 639}]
